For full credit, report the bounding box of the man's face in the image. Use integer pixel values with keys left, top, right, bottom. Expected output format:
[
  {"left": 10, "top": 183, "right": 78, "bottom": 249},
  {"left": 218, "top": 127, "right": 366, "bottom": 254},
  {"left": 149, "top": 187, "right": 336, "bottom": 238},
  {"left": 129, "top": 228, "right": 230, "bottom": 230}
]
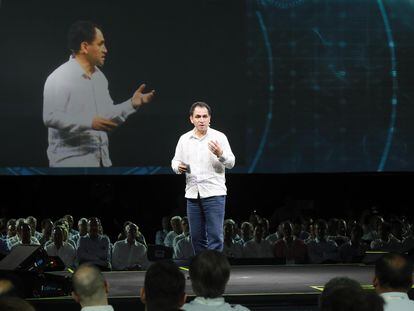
[
  {"left": 84, "top": 28, "right": 107, "bottom": 67},
  {"left": 127, "top": 225, "right": 138, "bottom": 241},
  {"left": 190, "top": 106, "right": 210, "bottom": 133},
  {"left": 88, "top": 219, "right": 100, "bottom": 237}
]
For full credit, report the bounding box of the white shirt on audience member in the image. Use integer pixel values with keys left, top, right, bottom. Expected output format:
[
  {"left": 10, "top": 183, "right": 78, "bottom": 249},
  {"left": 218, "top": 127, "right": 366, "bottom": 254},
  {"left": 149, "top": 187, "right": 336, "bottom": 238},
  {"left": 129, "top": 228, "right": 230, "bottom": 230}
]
[
  {"left": 164, "top": 231, "right": 178, "bottom": 248},
  {"left": 111, "top": 239, "right": 148, "bottom": 270},
  {"left": 45, "top": 242, "right": 76, "bottom": 268},
  {"left": 380, "top": 292, "right": 414, "bottom": 311},
  {"left": 183, "top": 297, "right": 250, "bottom": 311},
  {"left": 174, "top": 235, "right": 194, "bottom": 260}
]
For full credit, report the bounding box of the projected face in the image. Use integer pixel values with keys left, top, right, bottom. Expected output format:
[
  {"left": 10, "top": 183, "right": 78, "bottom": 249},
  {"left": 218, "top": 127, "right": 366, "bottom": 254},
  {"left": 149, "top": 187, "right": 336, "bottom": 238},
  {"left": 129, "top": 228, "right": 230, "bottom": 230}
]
[
  {"left": 190, "top": 106, "right": 211, "bottom": 134},
  {"left": 84, "top": 28, "right": 107, "bottom": 67}
]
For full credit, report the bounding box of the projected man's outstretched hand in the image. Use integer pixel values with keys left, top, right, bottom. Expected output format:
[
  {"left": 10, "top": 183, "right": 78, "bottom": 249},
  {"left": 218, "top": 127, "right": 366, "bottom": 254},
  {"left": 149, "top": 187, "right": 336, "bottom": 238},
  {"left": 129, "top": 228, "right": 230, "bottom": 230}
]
[{"left": 131, "top": 83, "right": 156, "bottom": 109}]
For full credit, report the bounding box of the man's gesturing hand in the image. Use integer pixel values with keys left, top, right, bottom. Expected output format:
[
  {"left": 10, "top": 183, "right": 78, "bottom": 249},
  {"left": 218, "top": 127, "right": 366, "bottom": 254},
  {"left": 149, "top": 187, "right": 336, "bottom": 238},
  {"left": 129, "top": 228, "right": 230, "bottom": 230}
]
[
  {"left": 92, "top": 117, "right": 118, "bottom": 132},
  {"left": 208, "top": 140, "right": 223, "bottom": 157},
  {"left": 132, "top": 84, "right": 156, "bottom": 109}
]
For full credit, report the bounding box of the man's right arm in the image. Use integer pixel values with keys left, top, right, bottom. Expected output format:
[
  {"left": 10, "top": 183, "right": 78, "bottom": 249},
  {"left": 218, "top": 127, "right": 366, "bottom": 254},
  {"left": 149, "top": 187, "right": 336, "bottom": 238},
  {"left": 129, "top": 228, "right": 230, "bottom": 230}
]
[{"left": 171, "top": 136, "right": 185, "bottom": 174}]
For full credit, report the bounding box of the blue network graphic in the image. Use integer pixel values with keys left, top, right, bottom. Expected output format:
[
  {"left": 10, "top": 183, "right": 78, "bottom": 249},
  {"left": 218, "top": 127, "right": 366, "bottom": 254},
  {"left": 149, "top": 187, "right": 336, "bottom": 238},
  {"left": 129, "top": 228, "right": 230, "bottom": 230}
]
[{"left": 246, "top": 0, "right": 409, "bottom": 173}]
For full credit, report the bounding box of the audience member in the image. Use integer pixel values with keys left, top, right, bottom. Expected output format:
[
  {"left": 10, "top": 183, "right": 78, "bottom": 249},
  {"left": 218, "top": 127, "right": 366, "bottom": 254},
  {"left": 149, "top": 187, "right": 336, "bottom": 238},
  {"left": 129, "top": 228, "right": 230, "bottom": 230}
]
[
  {"left": 155, "top": 216, "right": 170, "bottom": 245},
  {"left": 77, "top": 218, "right": 111, "bottom": 270},
  {"left": 73, "top": 218, "right": 88, "bottom": 246},
  {"left": 371, "top": 222, "right": 402, "bottom": 252},
  {"left": 72, "top": 264, "right": 113, "bottom": 311},
  {"left": 374, "top": 253, "right": 414, "bottom": 311},
  {"left": 26, "top": 216, "right": 42, "bottom": 241},
  {"left": 306, "top": 219, "right": 338, "bottom": 264},
  {"left": 222, "top": 221, "right": 243, "bottom": 259},
  {"left": 243, "top": 223, "right": 272, "bottom": 258},
  {"left": 273, "top": 221, "right": 307, "bottom": 264},
  {"left": 112, "top": 223, "right": 148, "bottom": 270},
  {"left": 140, "top": 260, "right": 186, "bottom": 311},
  {"left": 164, "top": 216, "right": 183, "bottom": 248},
  {"left": 339, "top": 224, "right": 368, "bottom": 263},
  {"left": 45, "top": 225, "right": 76, "bottom": 268},
  {"left": 183, "top": 250, "right": 250, "bottom": 311}
]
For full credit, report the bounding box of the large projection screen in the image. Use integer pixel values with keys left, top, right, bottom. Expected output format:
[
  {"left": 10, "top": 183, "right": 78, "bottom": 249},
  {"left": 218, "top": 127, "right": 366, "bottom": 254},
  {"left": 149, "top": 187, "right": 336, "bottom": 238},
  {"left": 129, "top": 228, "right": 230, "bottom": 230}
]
[{"left": 0, "top": 0, "right": 413, "bottom": 174}]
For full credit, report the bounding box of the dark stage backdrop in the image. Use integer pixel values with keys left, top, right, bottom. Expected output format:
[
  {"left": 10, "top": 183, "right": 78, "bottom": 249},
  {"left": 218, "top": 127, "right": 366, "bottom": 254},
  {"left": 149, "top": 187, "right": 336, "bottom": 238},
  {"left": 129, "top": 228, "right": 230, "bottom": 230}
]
[{"left": 0, "top": 0, "right": 413, "bottom": 174}]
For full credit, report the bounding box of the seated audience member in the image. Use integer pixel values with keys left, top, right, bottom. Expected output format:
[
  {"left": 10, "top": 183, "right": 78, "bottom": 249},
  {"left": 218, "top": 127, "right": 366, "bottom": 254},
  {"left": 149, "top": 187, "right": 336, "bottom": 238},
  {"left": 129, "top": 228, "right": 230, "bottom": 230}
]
[
  {"left": 261, "top": 218, "right": 270, "bottom": 240},
  {"left": 320, "top": 276, "right": 363, "bottom": 307},
  {"left": 321, "top": 285, "right": 383, "bottom": 311},
  {"left": 362, "top": 214, "right": 383, "bottom": 243},
  {"left": 0, "top": 297, "right": 36, "bottom": 311},
  {"left": 222, "top": 221, "right": 243, "bottom": 259},
  {"left": 173, "top": 217, "right": 189, "bottom": 249},
  {"left": 266, "top": 223, "right": 284, "bottom": 245},
  {"left": 72, "top": 264, "right": 113, "bottom": 310},
  {"left": 174, "top": 218, "right": 194, "bottom": 261},
  {"left": 306, "top": 219, "right": 338, "bottom": 264},
  {"left": 371, "top": 222, "right": 402, "bottom": 252},
  {"left": 240, "top": 222, "right": 254, "bottom": 244},
  {"left": 155, "top": 216, "right": 170, "bottom": 245},
  {"left": 72, "top": 218, "right": 88, "bottom": 247},
  {"left": 338, "top": 223, "right": 368, "bottom": 263},
  {"left": 273, "top": 221, "right": 307, "bottom": 264},
  {"left": 26, "top": 216, "right": 42, "bottom": 242},
  {"left": 141, "top": 260, "right": 186, "bottom": 311},
  {"left": 10, "top": 223, "right": 40, "bottom": 250},
  {"left": 243, "top": 223, "right": 272, "bottom": 258},
  {"left": 39, "top": 218, "right": 53, "bottom": 246},
  {"left": 183, "top": 250, "right": 250, "bottom": 311},
  {"left": 63, "top": 214, "right": 79, "bottom": 240},
  {"left": 292, "top": 219, "right": 310, "bottom": 241},
  {"left": 77, "top": 217, "right": 111, "bottom": 270},
  {"left": 373, "top": 253, "right": 414, "bottom": 311},
  {"left": 327, "top": 218, "right": 349, "bottom": 247},
  {"left": 112, "top": 223, "right": 148, "bottom": 270},
  {"left": 164, "top": 216, "right": 183, "bottom": 248},
  {"left": 45, "top": 225, "right": 76, "bottom": 268}
]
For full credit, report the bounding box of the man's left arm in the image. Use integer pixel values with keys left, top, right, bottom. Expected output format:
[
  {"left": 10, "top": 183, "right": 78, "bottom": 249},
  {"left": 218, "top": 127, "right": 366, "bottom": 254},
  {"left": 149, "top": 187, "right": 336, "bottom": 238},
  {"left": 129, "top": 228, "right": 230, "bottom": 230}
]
[{"left": 217, "top": 135, "right": 235, "bottom": 169}]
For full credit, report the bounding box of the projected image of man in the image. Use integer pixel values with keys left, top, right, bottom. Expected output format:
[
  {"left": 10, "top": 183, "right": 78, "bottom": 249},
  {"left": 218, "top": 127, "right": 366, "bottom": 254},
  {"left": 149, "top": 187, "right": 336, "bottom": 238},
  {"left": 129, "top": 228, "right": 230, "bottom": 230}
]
[{"left": 43, "top": 20, "right": 155, "bottom": 167}]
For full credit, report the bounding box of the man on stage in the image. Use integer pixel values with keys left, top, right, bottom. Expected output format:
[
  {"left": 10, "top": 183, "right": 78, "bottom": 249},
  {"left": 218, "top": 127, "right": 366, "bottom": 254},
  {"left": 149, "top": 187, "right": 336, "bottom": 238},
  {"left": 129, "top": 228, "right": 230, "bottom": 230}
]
[
  {"left": 171, "top": 102, "right": 235, "bottom": 254},
  {"left": 43, "top": 20, "right": 155, "bottom": 167}
]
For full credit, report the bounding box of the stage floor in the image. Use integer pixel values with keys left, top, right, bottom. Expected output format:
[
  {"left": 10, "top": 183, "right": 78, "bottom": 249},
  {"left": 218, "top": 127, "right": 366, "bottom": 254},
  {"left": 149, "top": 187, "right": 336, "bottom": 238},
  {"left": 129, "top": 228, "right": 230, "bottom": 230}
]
[
  {"left": 104, "top": 264, "right": 375, "bottom": 297},
  {"left": 30, "top": 264, "right": 380, "bottom": 311}
]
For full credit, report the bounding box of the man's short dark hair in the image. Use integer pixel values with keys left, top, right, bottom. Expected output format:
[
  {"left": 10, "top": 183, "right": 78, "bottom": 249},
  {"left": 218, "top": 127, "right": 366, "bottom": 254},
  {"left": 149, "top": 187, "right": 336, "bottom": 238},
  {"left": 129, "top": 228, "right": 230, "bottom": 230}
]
[
  {"left": 320, "top": 287, "right": 384, "bottom": 311},
  {"left": 189, "top": 102, "right": 211, "bottom": 117},
  {"left": 375, "top": 253, "right": 413, "bottom": 291},
  {"left": 320, "top": 277, "right": 362, "bottom": 308},
  {"left": 72, "top": 264, "right": 106, "bottom": 302},
  {"left": 144, "top": 260, "right": 185, "bottom": 311},
  {"left": 68, "top": 20, "right": 100, "bottom": 53},
  {"left": 189, "top": 250, "right": 230, "bottom": 298}
]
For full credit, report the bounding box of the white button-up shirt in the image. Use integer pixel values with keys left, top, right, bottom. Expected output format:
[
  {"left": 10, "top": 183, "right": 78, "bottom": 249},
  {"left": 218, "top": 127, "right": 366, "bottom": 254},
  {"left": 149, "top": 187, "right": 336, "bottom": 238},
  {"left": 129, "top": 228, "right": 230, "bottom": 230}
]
[
  {"left": 381, "top": 292, "right": 414, "bottom": 311},
  {"left": 45, "top": 242, "right": 76, "bottom": 268},
  {"left": 43, "top": 56, "right": 136, "bottom": 167},
  {"left": 111, "top": 239, "right": 148, "bottom": 270},
  {"left": 171, "top": 127, "right": 235, "bottom": 199}
]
